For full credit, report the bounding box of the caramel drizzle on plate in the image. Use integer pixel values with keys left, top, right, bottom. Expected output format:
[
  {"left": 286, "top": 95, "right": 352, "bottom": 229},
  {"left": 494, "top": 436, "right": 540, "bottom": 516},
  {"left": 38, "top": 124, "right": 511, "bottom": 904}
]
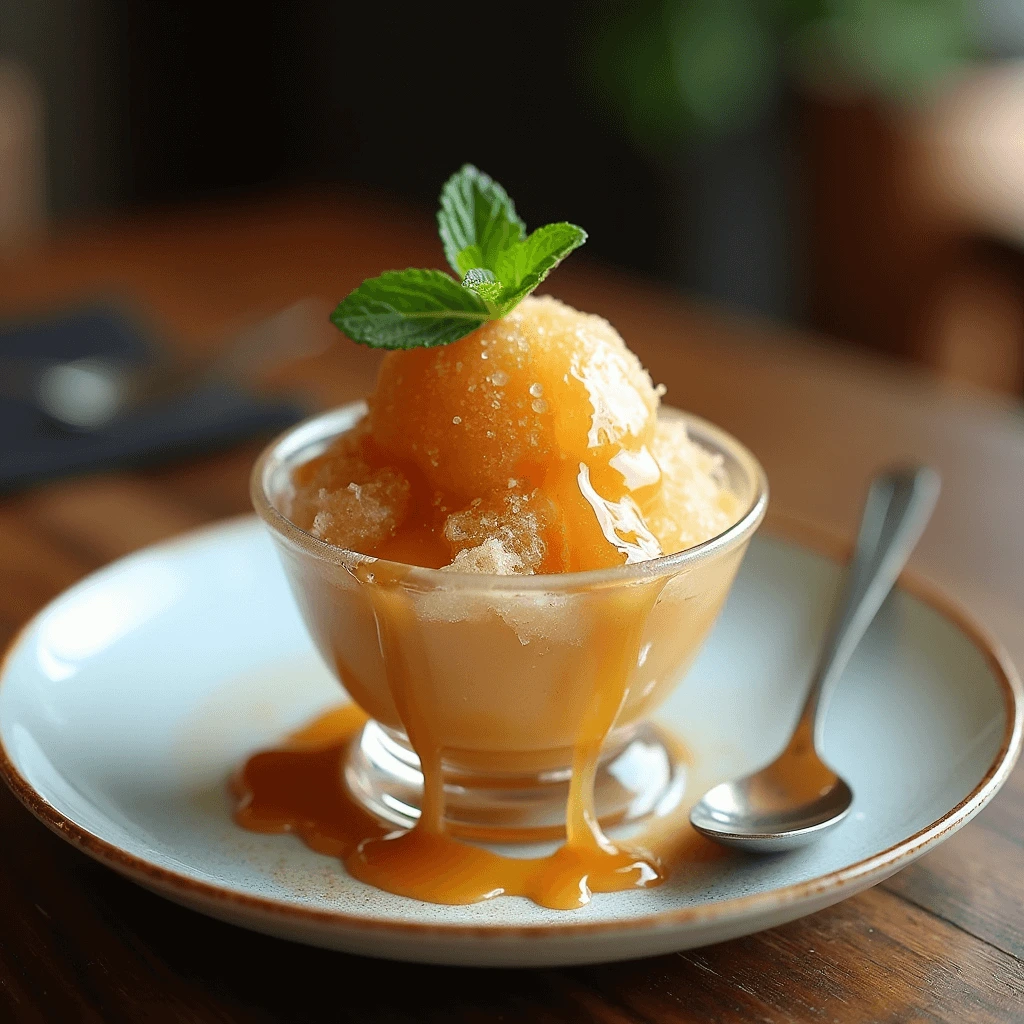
[{"left": 232, "top": 564, "right": 726, "bottom": 910}]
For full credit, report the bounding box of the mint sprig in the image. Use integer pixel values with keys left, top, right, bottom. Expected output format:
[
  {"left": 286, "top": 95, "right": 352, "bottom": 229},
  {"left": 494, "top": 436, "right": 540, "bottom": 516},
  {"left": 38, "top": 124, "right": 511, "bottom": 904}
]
[
  {"left": 438, "top": 165, "right": 525, "bottom": 276},
  {"left": 331, "top": 165, "right": 587, "bottom": 349}
]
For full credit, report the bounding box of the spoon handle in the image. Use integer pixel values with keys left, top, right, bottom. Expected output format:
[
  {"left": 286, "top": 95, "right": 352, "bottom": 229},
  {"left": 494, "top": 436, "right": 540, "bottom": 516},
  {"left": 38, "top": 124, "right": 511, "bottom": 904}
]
[{"left": 796, "top": 466, "right": 941, "bottom": 752}]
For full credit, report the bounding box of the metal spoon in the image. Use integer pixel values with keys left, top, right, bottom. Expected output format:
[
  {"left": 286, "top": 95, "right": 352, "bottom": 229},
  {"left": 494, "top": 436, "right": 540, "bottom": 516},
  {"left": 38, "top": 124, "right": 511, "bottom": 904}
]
[
  {"left": 5, "top": 298, "right": 331, "bottom": 430},
  {"left": 690, "top": 465, "right": 941, "bottom": 852}
]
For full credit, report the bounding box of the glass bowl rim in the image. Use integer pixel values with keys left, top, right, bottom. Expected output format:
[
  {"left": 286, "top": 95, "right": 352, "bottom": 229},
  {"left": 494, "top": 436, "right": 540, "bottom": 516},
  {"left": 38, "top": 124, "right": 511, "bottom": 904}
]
[{"left": 251, "top": 401, "right": 769, "bottom": 592}]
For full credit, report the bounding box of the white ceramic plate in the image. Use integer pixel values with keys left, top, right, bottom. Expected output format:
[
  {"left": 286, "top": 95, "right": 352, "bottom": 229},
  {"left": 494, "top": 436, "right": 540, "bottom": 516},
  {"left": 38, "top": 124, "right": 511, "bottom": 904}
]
[{"left": 0, "top": 518, "right": 1019, "bottom": 967}]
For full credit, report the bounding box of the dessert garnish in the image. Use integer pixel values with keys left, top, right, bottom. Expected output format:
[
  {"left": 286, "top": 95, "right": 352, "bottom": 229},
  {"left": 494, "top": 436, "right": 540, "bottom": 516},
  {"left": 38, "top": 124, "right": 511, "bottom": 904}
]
[{"left": 331, "top": 164, "right": 586, "bottom": 349}]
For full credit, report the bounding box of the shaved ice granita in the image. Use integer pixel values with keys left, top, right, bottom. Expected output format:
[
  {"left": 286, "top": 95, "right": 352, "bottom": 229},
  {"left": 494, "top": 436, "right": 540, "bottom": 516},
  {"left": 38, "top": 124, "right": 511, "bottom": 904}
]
[
  {"left": 245, "top": 166, "right": 768, "bottom": 909},
  {"left": 290, "top": 295, "right": 740, "bottom": 573}
]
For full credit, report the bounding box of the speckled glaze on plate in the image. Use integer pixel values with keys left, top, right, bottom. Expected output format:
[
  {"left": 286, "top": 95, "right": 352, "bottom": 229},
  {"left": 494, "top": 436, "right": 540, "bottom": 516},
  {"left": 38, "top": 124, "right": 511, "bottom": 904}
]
[{"left": 0, "top": 517, "right": 1019, "bottom": 967}]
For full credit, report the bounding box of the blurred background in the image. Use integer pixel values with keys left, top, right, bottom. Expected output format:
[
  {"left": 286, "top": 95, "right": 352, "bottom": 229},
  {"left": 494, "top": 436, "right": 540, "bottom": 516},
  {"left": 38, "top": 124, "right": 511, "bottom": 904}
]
[{"left": 3, "top": 0, "right": 1024, "bottom": 398}]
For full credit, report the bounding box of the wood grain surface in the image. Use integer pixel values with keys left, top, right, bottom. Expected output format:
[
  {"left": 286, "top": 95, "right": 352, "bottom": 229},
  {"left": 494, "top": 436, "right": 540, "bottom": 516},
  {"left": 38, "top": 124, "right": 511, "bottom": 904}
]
[{"left": 1, "top": 194, "right": 1022, "bottom": 1022}]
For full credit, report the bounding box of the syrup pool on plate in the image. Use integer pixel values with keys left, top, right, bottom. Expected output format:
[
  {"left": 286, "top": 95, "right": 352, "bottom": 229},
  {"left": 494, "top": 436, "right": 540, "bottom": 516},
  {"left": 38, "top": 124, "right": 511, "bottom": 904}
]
[
  {"left": 234, "top": 701, "right": 727, "bottom": 911},
  {"left": 242, "top": 294, "right": 762, "bottom": 910}
]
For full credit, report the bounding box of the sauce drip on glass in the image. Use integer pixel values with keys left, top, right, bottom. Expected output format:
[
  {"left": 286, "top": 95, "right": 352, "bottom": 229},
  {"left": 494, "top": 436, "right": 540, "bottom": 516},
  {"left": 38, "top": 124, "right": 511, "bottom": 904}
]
[
  {"left": 234, "top": 568, "right": 689, "bottom": 910},
  {"left": 367, "top": 564, "right": 661, "bottom": 907},
  {"left": 233, "top": 690, "right": 722, "bottom": 910}
]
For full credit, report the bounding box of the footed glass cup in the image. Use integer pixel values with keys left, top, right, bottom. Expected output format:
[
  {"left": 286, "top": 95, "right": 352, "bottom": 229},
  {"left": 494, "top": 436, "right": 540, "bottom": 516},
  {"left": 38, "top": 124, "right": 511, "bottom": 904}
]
[{"left": 252, "top": 402, "right": 768, "bottom": 841}]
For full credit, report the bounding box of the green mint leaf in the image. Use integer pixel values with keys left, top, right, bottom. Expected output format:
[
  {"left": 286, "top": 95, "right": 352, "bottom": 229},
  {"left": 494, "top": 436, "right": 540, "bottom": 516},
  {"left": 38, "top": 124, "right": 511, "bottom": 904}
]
[
  {"left": 330, "top": 269, "right": 490, "bottom": 349},
  {"left": 331, "top": 166, "right": 588, "bottom": 351},
  {"left": 461, "top": 267, "right": 504, "bottom": 305},
  {"left": 454, "top": 244, "right": 485, "bottom": 277},
  {"left": 493, "top": 222, "right": 588, "bottom": 314},
  {"left": 437, "top": 165, "right": 526, "bottom": 276}
]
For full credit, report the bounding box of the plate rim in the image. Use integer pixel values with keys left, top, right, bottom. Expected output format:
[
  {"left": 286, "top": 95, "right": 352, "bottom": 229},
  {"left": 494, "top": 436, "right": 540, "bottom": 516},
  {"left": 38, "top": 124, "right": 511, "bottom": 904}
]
[{"left": 1, "top": 513, "right": 1020, "bottom": 942}]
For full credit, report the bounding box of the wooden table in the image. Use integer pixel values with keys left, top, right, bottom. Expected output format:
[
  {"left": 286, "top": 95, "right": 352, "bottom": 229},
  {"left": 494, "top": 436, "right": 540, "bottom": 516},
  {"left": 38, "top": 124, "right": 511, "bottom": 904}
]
[{"left": 1, "top": 195, "right": 1022, "bottom": 1022}]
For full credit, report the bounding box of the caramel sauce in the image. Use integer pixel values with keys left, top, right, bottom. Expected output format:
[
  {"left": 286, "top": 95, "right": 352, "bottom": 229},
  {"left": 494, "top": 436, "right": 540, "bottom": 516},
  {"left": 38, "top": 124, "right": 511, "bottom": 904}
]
[
  {"left": 232, "top": 563, "right": 708, "bottom": 910},
  {"left": 234, "top": 699, "right": 724, "bottom": 911},
  {"left": 233, "top": 704, "right": 386, "bottom": 859}
]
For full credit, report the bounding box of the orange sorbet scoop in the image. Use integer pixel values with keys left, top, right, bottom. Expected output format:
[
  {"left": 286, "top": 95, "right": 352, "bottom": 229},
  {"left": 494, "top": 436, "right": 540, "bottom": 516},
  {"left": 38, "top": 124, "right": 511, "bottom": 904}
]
[{"left": 289, "top": 296, "right": 738, "bottom": 572}]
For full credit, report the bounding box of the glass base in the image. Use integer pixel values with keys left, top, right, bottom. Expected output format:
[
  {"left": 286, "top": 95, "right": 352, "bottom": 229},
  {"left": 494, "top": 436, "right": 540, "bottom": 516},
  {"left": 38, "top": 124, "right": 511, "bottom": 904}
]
[{"left": 343, "top": 719, "right": 688, "bottom": 843}]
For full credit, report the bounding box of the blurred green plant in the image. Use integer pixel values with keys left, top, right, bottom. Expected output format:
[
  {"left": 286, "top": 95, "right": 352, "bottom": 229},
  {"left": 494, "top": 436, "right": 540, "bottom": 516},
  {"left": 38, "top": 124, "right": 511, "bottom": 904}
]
[{"left": 591, "top": 0, "right": 976, "bottom": 146}]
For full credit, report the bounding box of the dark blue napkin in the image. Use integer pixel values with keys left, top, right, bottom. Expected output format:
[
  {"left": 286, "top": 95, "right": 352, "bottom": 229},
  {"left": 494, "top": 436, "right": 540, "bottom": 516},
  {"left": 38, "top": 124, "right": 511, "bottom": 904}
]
[{"left": 0, "top": 305, "right": 305, "bottom": 492}]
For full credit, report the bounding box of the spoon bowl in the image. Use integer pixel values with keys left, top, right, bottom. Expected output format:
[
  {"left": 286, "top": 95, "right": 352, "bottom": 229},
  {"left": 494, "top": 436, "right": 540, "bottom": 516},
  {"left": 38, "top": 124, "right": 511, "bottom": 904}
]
[{"left": 689, "top": 766, "right": 854, "bottom": 852}]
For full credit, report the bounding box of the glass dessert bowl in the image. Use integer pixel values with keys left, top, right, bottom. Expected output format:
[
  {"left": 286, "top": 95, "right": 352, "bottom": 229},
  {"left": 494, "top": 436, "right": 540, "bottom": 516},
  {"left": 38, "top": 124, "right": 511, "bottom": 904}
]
[
  {"left": 241, "top": 165, "right": 768, "bottom": 909},
  {"left": 251, "top": 400, "right": 768, "bottom": 843}
]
